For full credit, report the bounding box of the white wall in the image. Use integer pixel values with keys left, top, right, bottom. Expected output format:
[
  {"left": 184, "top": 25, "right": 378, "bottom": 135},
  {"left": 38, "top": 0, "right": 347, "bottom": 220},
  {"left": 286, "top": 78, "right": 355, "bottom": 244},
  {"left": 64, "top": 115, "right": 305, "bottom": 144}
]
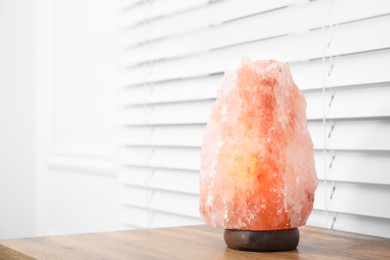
[
  {"left": 0, "top": 0, "right": 124, "bottom": 239},
  {"left": 0, "top": 0, "right": 36, "bottom": 239},
  {"left": 33, "top": 0, "right": 124, "bottom": 236}
]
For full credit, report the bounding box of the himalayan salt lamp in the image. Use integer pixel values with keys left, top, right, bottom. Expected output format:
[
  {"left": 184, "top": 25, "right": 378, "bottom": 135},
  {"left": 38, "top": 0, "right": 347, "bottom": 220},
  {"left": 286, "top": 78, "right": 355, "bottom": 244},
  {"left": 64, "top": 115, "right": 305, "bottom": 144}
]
[{"left": 199, "top": 58, "right": 317, "bottom": 251}]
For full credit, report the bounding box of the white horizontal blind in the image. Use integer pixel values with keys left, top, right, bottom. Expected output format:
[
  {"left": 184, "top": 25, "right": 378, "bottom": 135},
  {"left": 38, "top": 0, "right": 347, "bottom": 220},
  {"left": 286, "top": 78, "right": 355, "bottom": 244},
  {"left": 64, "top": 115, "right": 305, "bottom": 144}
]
[{"left": 117, "top": 0, "right": 390, "bottom": 237}]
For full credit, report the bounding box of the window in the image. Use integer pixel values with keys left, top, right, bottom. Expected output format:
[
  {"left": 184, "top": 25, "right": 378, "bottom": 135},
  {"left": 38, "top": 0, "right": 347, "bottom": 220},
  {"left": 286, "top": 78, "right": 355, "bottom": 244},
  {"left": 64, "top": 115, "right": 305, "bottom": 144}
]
[{"left": 117, "top": 0, "right": 390, "bottom": 237}]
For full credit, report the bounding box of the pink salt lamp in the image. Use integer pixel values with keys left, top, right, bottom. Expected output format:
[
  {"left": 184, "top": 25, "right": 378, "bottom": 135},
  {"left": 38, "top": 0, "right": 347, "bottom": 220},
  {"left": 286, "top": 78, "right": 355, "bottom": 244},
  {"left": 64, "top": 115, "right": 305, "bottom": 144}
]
[{"left": 199, "top": 58, "right": 318, "bottom": 251}]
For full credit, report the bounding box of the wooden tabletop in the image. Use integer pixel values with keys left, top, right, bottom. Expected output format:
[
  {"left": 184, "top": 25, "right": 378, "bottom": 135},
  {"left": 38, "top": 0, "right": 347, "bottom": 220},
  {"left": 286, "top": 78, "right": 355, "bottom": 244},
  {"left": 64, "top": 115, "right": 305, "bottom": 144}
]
[{"left": 0, "top": 225, "right": 389, "bottom": 260}]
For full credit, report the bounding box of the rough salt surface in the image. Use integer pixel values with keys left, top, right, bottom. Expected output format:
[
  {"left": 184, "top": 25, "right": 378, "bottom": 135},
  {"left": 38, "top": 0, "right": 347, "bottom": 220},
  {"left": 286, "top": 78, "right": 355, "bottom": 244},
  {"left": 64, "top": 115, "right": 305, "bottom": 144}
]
[{"left": 199, "top": 59, "right": 318, "bottom": 231}]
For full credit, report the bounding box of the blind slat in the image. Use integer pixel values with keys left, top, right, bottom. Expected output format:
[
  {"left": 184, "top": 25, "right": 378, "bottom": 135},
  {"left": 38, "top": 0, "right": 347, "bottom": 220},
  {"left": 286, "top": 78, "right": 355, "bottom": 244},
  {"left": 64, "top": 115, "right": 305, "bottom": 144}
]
[
  {"left": 119, "top": 125, "right": 204, "bottom": 147},
  {"left": 120, "top": 147, "right": 200, "bottom": 170},
  {"left": 314, "top": 182, "right": 390, "bottom": 219},
  {"left": 292, "top": 50, "right": 390, "bottom": 91},
  {"left": 120, "top": 101, "right": 213, "bottom": 125},
  {"left": 119, "top": 0, "right": 210, "bottom": 31},
  {"left": 306, "top": 85, "right": 390, "bottom": 119},
  {"left": 118, "top": 76, "right": 221, "bottom": 105},
  {"left": 121, "top": 186, "right": 200, "bottom": 218},
  {"left": 121, "top": 205, "right": 203, "bottom": 228},
  {"left": 309, "top": 119, "right": 390, "bottom": 150},
  {"left": 307, "top": 210, "right": 390, "bottom": 238},
  {"left": 315, "top": 151, "right": 390, "bottom": 185},
  {"left": 119, "top": 166, "right": 199, "bottom": 194},
  {"left": 332, "top": 212, "right": 390, "bottom": 238}
]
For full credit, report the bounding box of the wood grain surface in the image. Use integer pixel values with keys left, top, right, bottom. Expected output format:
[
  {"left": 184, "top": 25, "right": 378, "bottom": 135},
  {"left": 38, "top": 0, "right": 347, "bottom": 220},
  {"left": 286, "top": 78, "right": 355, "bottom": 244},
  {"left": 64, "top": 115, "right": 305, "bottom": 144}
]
[{"left": 0, "top": 225, "right": 389, "bottom": 259}]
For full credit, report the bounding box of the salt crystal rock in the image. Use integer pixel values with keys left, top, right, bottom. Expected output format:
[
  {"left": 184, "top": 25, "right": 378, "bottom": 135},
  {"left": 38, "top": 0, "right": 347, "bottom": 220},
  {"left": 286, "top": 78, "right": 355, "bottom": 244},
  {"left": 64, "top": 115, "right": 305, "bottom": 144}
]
[{"left": 199, "top": 58, "right": 317, "bottom": 231}]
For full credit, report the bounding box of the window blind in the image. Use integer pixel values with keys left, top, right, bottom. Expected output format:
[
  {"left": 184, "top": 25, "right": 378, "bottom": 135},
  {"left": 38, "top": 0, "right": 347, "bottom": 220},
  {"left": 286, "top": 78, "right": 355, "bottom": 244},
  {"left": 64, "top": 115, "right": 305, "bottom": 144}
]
[{"left": 117, "top": 0, "right": 390, "bottom": 237}]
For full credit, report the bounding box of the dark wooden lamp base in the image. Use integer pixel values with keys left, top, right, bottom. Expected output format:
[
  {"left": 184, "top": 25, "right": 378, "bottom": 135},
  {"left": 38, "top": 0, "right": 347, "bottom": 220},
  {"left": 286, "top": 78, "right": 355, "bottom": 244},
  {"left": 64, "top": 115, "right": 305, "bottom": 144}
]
[{"left": 224, "top": 228, "right": 299, "bottom": 252}]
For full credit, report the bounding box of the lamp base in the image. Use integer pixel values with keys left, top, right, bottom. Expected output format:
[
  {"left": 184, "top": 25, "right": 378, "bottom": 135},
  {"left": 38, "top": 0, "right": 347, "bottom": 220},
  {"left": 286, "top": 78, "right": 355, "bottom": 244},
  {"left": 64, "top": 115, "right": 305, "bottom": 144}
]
[{"left": 224, "top": 228, "right": 299, "bottom": 252}]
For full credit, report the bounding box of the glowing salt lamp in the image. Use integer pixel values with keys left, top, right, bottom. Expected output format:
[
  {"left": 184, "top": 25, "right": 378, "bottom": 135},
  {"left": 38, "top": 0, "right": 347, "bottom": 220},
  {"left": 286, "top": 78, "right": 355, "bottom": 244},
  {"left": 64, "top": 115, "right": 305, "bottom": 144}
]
[{"left": 199, "top": 59, "right": 317, "bottom": 251}]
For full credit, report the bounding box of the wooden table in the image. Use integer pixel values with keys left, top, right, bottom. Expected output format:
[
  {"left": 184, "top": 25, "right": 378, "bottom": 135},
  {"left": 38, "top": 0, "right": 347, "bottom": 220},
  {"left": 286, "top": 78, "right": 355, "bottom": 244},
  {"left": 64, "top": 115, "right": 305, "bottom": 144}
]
[{"left": 0, "top": 225, "right": 389, "bottom": 259}]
